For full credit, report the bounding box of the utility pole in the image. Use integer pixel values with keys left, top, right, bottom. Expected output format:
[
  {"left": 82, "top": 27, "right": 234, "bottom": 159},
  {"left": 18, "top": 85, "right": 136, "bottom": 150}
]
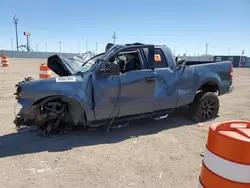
[
  {"left": 112, "top": 32, "right": 117, "bottom": 44},
  {"left": 86, "top": 38, "right": 88, "bottom": 52},
  {"left": 13, "top": 15, "right": 19, "bottom": 51},
  {"left": 23, "top": 32, "right": 31, "bottom": 51},
  {"left": 45, "top": 42, "right": 47, "bottom": 52},
  {"left": 36, "top": 44, "right": 39, "bottom": 51},
  {"left": 26, "top": 35, "right": 29, "bottom": 49},
  {"left": 205, "top": 43, "right": 208, "bottom": 55},
  {"left": 173, "top": 45, "right": 180, "bottom": 56},
  {"left": 95, "top": 42, "right": 98, "bottom": 54},
  {"left": 239, "top": 50, "right": 244, "bottom": 67},
  {"left": 78, "top": 42, "right": 80, "bottom": 53},
  {"left": 59, "top": 41, "right": 62, "bottom": 52}
]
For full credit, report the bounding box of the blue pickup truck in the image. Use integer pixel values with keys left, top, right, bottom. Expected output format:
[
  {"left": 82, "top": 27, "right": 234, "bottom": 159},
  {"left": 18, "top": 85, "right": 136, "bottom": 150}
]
[{"left": 14, "top": 43, "right": 234, "bottom": 135}]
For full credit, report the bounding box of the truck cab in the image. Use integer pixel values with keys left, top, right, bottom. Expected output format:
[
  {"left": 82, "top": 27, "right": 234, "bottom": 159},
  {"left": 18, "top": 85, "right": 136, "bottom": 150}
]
[{"left": 91, "top": 44, "right": 179, "bottom": 120}]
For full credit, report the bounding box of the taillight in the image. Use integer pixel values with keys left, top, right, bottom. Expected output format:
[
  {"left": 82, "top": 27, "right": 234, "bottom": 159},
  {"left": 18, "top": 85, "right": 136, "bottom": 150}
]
[{"left": 229, "top": 66, "right": 233, "bottom": 79}]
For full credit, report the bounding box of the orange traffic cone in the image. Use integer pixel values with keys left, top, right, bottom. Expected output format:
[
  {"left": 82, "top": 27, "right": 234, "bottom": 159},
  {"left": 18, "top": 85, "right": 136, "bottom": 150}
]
[
  {"left": 39, "top": 63, "right": 51, "bottom": 79},
  {"left": 1, "top": 55, "right": 9, "bottom": 67},
  {"left": 198, "top": 120, "right": 250, "bottom": 188}
]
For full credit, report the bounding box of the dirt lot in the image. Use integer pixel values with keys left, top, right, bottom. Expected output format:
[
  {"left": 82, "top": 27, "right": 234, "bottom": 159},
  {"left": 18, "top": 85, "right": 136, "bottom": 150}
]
[{"left": 0, "top": 58, "right": 249, "bottom": 188}]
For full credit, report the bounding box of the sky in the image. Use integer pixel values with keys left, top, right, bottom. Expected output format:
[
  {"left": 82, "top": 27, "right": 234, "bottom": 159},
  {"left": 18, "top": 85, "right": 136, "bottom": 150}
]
[{"left": 0, "top": 0, "right": 250, "bottom": 56}]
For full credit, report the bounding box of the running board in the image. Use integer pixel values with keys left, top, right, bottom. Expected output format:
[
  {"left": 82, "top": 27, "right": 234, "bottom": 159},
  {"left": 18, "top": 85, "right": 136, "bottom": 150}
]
[
  {"left": 86, "top": 108, "right": 174, "bottom": 128},
  {"left": 153, "top": 114, "right": 169, "bottom": 120}
]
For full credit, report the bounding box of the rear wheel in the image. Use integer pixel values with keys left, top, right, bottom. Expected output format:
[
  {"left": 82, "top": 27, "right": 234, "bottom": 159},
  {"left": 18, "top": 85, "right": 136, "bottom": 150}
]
[{"left": 190, "top": 92, "right": 219, "bottom": 122}]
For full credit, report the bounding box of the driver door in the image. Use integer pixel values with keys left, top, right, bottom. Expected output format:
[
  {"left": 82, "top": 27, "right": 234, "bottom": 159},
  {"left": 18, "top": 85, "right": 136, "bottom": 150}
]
[
  {"left": 118, "top": 68, "right": 157, "bottom": 117},
  {"left": 92, "top": 45, "right": 157, "bottom": 120}
]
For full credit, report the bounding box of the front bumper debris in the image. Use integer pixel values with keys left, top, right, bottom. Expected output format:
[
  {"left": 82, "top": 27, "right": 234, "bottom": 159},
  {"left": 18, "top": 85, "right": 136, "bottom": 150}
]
[
  {"left": 14, "top": 77, "right": 34, "bottom": 101},
  {"left": 13, "top": 77, "right": 34, "bottom": 128}
]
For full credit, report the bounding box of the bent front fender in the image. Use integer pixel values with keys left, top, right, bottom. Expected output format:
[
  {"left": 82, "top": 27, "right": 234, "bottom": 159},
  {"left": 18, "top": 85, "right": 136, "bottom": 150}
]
[
  {"left": 14, "top": 95, "right": 87, "bottom": 128},
  {"left": 14, "top": 98, "right": 41, "bottom": 128},
  {"left": 17, "top": 99, "right": 34, "bottom": 115}
]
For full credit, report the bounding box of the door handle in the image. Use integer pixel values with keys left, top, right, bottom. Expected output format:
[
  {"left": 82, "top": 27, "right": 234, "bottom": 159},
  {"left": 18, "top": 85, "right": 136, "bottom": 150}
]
[{"left": 145, "top": 76, "right": 156, "bottom": 83}]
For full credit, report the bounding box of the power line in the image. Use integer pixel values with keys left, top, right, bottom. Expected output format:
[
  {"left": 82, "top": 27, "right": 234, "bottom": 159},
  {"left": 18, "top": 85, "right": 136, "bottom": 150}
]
[{"left": 13, "top": 15, "right": 19, "bottom": 51}]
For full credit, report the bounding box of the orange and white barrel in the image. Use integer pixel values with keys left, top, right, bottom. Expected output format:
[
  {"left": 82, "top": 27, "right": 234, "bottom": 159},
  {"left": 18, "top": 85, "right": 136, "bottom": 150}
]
[
  {"left": 1, "top": 55, "right": 9, "bottom": 67},
  {"left": 198, "top": 120, "right": 250, "bottom": 188},
  {"left": 39, "top": 63, "right": 51, "bottom": 79}
]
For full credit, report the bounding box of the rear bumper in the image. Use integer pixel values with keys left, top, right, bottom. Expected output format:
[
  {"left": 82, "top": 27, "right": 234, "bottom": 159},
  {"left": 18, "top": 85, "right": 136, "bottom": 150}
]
[
  {"left": 227, "top": 85, "right": 234, "bottom": 94},
  {"left": 219, "top": 84, "right": 234, "bottom": 95}
]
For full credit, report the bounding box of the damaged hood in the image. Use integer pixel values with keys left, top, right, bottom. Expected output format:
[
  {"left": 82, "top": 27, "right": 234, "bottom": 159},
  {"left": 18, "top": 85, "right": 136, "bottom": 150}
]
[
  {"left": 47, "top": 52, "right": 96, "bottom": 77},
  {"left": 47, "top": 54, "right": 82, "bottom": 76}
]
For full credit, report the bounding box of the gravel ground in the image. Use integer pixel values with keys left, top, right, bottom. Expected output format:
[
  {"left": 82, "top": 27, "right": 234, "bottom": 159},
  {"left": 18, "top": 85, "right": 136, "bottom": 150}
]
[{"left": 0, "top": 58, "right": 249, "bottom": 188}]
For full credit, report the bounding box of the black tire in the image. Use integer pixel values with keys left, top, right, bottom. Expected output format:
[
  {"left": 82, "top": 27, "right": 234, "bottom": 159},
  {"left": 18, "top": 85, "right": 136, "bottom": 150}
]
[{"left": 190, "top": 92, "right": 219, "bottom": 122}]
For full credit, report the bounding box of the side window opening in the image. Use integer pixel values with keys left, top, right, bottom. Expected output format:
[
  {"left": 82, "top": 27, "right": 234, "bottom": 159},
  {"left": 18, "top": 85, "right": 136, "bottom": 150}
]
[
  {"left": 113, "top": 49, "right": 143, "bottom": 74},
  {"left": 154, "top": 48, "right": 168, "bottom": 68}
]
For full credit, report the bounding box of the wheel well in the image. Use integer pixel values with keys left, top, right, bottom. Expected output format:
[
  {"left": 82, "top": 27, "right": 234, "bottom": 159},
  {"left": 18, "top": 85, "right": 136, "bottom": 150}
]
[
  {"left": 198, "top": 82, "right": 219, "bottom": 93},
  {"left": 33, "top": 95, "right": 86, "bottom": 126}
]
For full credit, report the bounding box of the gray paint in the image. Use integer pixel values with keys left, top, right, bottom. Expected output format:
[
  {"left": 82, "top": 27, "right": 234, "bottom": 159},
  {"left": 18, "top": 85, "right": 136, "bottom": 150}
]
[
  {"left": 1, "top": 50, "right": 78, "bottom": 59},
  {"left": 15, "top": 44, "right": 233, "bottom": 126}
]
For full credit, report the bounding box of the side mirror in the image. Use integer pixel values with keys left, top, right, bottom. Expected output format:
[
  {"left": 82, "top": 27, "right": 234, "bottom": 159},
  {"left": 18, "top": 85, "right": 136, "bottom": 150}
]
[
  {"left": 99, "top": 62, "right": 120, "bottom": 76},
  {"left": 177, "top": 59, "right": 186, "bottom": 66},
  {"left": 175, "top": 57, "right": 178, "bottom": 63},
  {"left": 109, "top": 56, "right": 115, "bottom": 63}
]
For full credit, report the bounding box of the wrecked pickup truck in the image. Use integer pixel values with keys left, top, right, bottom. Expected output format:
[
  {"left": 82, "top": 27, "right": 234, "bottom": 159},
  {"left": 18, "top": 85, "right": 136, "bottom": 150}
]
[{"left": 14, "top": 43, "right": 234, "bottom": 135}]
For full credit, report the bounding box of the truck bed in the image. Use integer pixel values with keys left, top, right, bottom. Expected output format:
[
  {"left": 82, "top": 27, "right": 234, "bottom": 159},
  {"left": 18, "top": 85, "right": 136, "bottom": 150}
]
[{"left": 185, "top": 61, "right": 227, "bottom": 66}]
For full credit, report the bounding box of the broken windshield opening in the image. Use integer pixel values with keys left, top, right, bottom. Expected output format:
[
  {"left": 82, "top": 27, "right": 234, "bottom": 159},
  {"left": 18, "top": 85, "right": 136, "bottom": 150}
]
[
  {"left": 76, "top": 53, "right": 105, "bottom": 73},
  {"left": 102, "top": 45, "right": 123, "bottom": 60},
  {"left": 82, "top": 53, "right": 105, "bottom": 66},
  {"left": 71, "top": 45, "right": 124, "bottom": 74}
]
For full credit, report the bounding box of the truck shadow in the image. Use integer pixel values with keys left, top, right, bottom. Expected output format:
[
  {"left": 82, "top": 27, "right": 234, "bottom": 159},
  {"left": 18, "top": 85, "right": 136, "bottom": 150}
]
[{"left": 0, "top": 107, "right": 200, "bottom": 158}]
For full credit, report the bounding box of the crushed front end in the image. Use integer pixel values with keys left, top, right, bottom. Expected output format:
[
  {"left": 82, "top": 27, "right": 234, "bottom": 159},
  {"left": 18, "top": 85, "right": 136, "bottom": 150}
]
[
  {"left": 14, "top": 77, "right": 35, "bottom": 128},
  {"left": 13, "top": 77, "right": 78, "bottom": 136}
]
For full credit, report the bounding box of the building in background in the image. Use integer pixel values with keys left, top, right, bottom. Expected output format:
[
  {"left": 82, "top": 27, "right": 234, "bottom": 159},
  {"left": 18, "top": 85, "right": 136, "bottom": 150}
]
[
  {"left": 246, "top": 57, "right": 250, "bottom": 67},
  {"left": 179, "top": 54, "right": 250, "bottom": 68},
  {"left": 214, "top": 55, "right": 249, "bottom": 68}
]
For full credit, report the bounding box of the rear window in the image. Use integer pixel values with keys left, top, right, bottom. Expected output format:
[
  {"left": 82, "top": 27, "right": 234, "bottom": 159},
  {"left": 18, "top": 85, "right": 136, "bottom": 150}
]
[{"left": 154, "top": 48, "right": 168, "bottom": 68}]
